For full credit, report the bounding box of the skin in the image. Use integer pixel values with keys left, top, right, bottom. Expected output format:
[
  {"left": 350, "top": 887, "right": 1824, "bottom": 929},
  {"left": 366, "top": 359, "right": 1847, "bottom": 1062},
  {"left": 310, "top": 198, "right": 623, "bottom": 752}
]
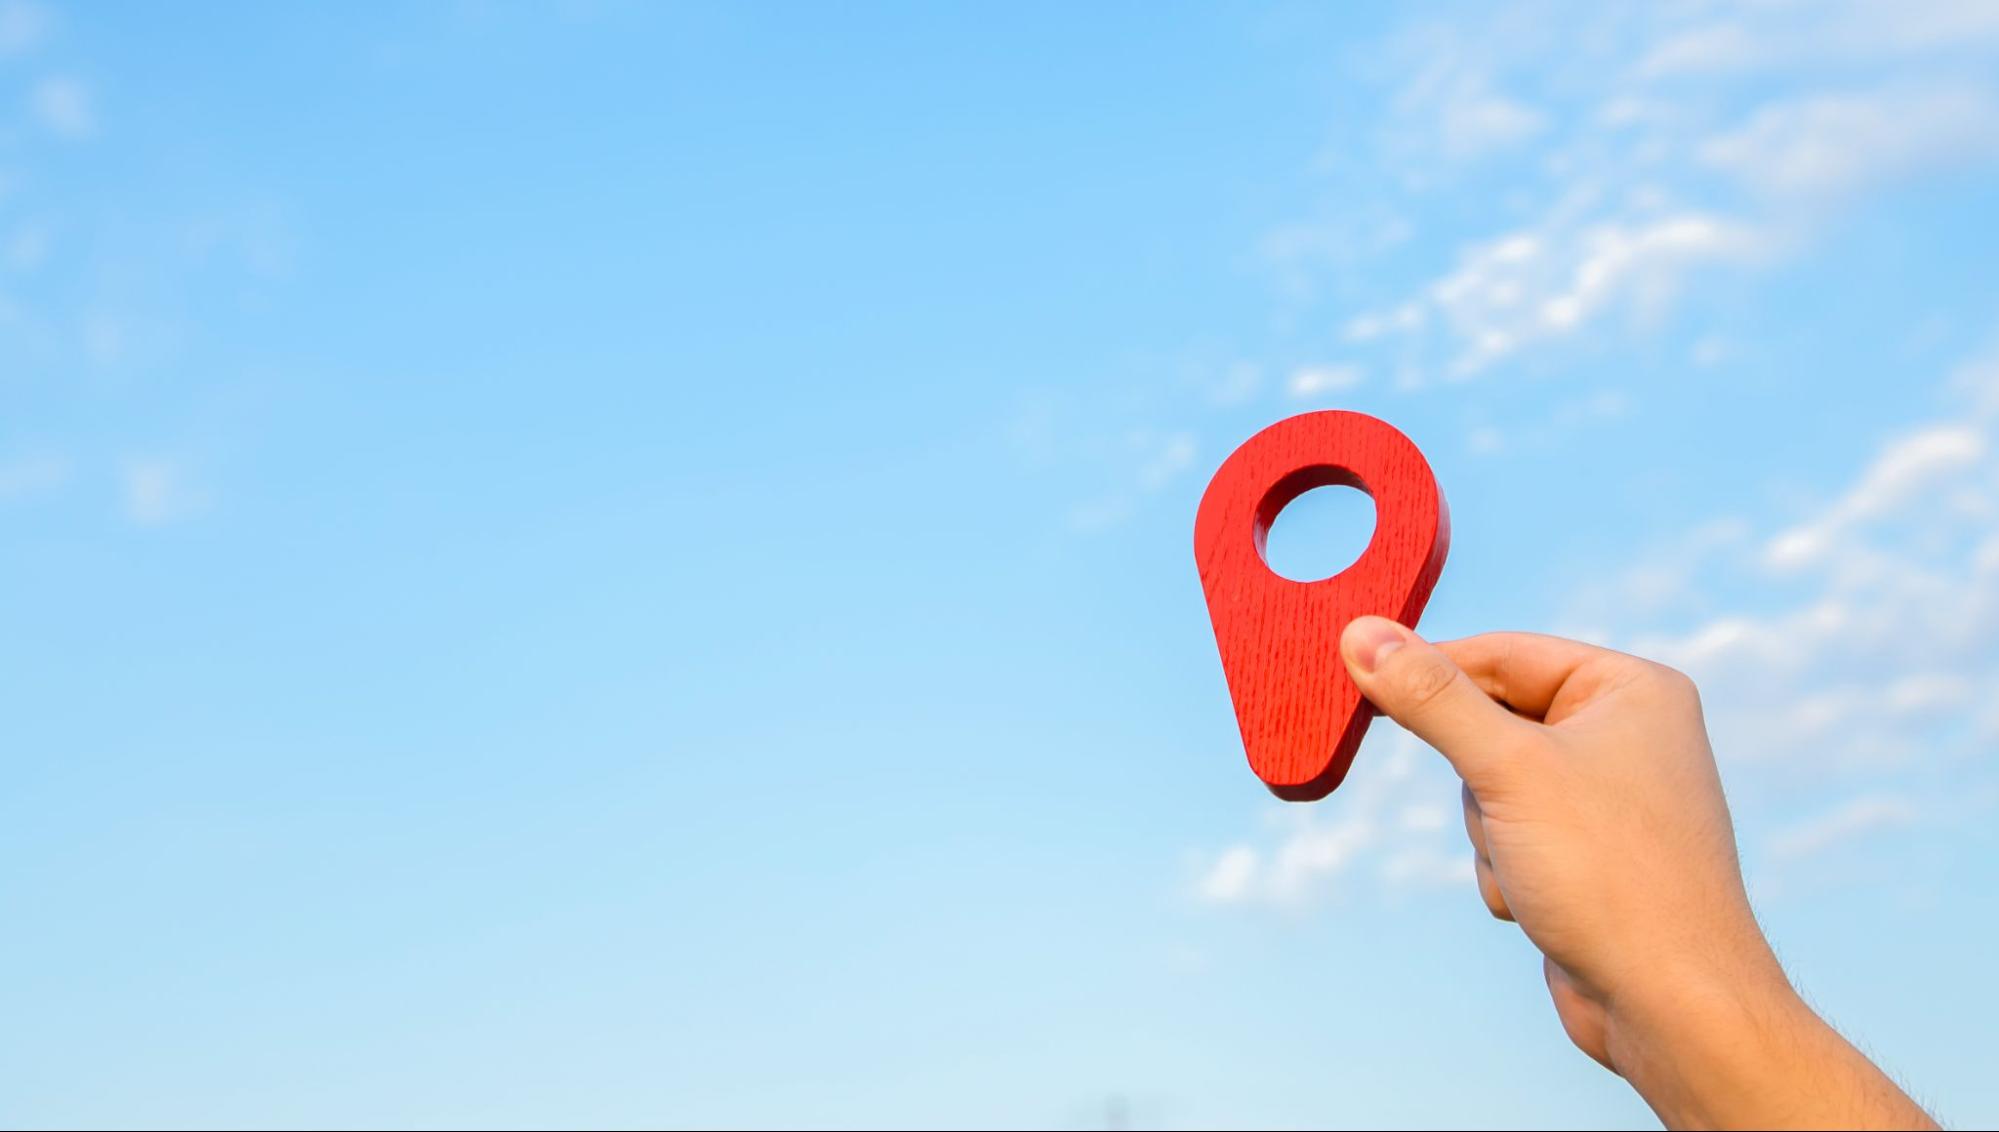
[{"left": 1338, "top": 616, "right": 1939, "bottom": 1132}]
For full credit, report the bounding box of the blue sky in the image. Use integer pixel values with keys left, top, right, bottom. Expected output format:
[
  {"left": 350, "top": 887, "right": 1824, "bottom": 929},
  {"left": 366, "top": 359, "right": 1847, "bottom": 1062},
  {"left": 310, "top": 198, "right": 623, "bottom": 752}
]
[{"left": 4, "top": 2, "right": 1998, "bottom": 1127}]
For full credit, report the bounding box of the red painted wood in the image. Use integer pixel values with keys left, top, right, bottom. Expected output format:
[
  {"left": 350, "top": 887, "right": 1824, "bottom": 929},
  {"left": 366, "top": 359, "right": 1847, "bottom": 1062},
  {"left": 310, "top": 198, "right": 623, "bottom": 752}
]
[{"left": 1194, "top": 411, "right": 1450, "bottom": 801}]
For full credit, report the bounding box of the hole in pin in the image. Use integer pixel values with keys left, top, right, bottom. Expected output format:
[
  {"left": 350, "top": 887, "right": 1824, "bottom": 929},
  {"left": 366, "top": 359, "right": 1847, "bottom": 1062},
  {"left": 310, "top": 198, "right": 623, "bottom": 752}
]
[{"left": 1256, "top": 469, "right": 1376, "bottom": 582}]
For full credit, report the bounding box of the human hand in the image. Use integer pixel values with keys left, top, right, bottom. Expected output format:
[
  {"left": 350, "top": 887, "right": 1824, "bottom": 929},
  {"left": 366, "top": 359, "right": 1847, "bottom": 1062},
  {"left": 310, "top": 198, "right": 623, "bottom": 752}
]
[{"left": 1338, "top": 619, "right": 1935, "bottom": 1130}]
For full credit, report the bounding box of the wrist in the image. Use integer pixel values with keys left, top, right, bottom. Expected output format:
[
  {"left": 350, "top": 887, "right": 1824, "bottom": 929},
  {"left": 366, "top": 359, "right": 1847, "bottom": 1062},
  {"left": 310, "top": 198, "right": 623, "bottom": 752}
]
[
  {"left": 1606, "top": 946, "right": 1938, "bottom": 1130},
  {"left": 1604, "top": 945, "right": 1806, "bottom": 1128}
]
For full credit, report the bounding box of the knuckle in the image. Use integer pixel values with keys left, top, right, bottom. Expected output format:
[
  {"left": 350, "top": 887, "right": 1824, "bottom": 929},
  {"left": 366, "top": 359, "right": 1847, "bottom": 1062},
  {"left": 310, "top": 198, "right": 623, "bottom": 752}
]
[{"left": 1644, "top": 661, "right": 1702, "bottom": 702}]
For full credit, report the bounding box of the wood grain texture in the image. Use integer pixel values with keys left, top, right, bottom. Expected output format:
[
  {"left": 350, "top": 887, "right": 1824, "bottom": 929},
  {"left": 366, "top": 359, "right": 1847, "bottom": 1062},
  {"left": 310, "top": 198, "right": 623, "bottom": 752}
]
[{"left": 1194, "top": 411, "right": 1450, "bottom": 801}]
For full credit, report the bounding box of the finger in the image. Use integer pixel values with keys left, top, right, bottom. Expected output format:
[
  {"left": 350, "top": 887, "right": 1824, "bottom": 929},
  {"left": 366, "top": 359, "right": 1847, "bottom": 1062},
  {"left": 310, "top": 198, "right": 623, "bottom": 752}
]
[
  {"left": 1436, "top": 632, "right": 1640, "bottom": 722},
  {"left": 1461, "top": 782, "right": 1490, "bottom": 864},
  {"left": 1475, "top": 856, "right": 1513, "bottom": 921},
  {"left": 1340, "top": 616, "right": 1538, "bottom": 791},
  {"left": 1544, "top": 957, "right": 1614, "bottom": 1071}
]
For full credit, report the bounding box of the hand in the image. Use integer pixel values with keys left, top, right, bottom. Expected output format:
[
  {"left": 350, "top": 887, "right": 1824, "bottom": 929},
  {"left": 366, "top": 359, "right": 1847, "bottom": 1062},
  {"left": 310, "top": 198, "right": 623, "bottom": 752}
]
[{"left": 1339, "top": 618, "right": 1937, "bottom": 1131}]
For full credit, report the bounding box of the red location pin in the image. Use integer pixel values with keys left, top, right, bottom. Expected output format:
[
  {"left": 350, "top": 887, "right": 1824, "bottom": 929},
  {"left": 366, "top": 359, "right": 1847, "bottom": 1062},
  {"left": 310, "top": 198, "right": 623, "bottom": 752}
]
[{"left": 1194, "top": 411, "right": 1449, "bottom": 801}]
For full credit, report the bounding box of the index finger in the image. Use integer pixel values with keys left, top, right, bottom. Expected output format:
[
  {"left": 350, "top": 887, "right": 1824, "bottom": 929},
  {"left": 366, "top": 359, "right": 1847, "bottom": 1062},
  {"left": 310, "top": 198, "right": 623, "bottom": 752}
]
[{"left": 1436, "top": 631, "right": 1645, "bottom": 722}]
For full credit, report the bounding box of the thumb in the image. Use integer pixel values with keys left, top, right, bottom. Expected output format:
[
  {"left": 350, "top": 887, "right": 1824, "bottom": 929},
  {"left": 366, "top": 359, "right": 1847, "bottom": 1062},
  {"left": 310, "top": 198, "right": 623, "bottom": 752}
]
[{"left": 1340, "top": 616, "right": 1531, "bottom": 789}]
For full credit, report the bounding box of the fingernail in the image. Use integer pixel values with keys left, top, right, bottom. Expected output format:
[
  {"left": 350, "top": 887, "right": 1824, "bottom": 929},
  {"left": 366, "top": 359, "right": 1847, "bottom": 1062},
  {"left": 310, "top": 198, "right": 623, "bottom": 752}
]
[{"left": 1345, "top": 616, "right": 1410, "bottom": 674}]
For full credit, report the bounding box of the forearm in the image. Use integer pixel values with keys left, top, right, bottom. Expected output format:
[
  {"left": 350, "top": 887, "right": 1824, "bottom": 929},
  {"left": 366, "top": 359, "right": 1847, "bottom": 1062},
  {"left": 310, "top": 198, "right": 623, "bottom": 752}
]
[{"left": 1609, "top": 959, "right": 1937, "bottom": 1130}]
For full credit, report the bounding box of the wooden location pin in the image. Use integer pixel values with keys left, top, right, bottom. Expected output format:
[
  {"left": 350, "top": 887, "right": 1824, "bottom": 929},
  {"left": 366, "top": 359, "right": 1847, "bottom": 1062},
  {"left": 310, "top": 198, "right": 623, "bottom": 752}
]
[{"left": 1194, "top": 411, "right": 1449, "bottom": 801}]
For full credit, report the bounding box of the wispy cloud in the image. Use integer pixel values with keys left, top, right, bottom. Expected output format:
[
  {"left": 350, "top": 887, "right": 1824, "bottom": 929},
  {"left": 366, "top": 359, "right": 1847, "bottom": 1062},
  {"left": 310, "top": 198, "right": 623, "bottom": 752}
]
[
  {"left": 1208, "top": 360, "right": 1263, "bottom": 406},
  {"left": 1285, "top": 363, "right": 1363, "bottom": 399},
  {"left": 1374, "top": 14, "right": 1555, "bottom": 167},
  {"left": 1400, "top": 69, "right": 1545, "bottom": 162},
  {"left": 1189, "top": 733, "right": 1469, "bottom": 908},
  {"left": 1767, "top": 795, "right": 1920, "bottom": 862},
  {"left": 1761, "top": 424, "right": 1986, "bottom": 572},
  {"left": 1637, "top": 0, "right": 1999, "bottom": 77},
  {"left": 1136, "top": 430, "right": 1197, "bottom": 491},
  {"left": 0, "top": 451, "right": 67, "bottom": 501},
  {"left": 1283, "top": 3, "right": 1999, "bottom": 383},
  {"left": 1067, "top": 427, "right": 1200, "bottom": 533},
  {"left": 31, "top": 75, "right": 94, "bottom": 139},
  {"left": 0, "top": 0, "right": 47, "bottom": 57},
  {"left": 1375, "top": 211, "right": 1765, "bottom": 379},
  {"left": 1553, "top": 343, "right": 1999, "bottom": 881},
  {"left": 121, "top": 458, "right": 208, "bottom": 526},
  {"left": 1701, "top": 83, "right": 1999, "bottom": 202}
]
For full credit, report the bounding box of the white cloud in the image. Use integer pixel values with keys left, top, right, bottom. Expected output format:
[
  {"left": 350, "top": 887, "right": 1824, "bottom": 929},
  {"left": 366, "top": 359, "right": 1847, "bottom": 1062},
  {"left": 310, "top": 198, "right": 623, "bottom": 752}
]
[
  {"left": 31, "top": 75, "right": 94, "bottom": 138},
  {"left": 1349, "top": 210, "right": 1765, "bottom": 380},
  {"left": 0, "top": 452, "right": 67, "bottom": 501},
  {"left": 1636, "top": 21, "right": 1762, "bottom": 78},
  {"left": 1553, "top": 389, "right": 1629, "bottom": 426},
  {"left": 1638, "top": 0, "right": 1999, "bottom": 77},
  {"left": 1208, "top": 360, "right": 1262, "bottom": 406},
  {"left": 81, "top": 310, "right": 128, "bottom": 366},
  {"left": 1195, "top": 807, "right": 1379, "bottom": 908},
  {"left": 0, "top": 0, "right": 47, "bottom": 56},
  {"left": 1285, "top": 363, "right": 1363, "bottom": 398},
  {"left": 1690, "top": 334, "right": 1730, "bottom": 367},
  {"left": 1701, "top": 84, "right": 1999, "bottom": 201},
  {"left": 1884, "top": 672, "right": 1972, "bottom": 715},
  {"left": 1344, "top": 302, "right": 1424, "bottom": 344},
  {"left": 1382, "top": 21, "right": 1551, "bottom": 163},
  {"left": 1190, "top": 733, "right": 1472, "bottom": 908},
  {"left": 1951, "top": 347, "right": 1999, "bottom": 415},
  {"left": 1135, "top": 430, "right": 1196, "bottom": 491},
  {"left": 1566, "top": 517, "right": 1750, "bottom": 625},
  {"left": 1278, "top": 4, "right": 1999, "bottom": 381},
  {"left": 1438, "top": 90, "right": 1546, "bottom": 159},
  {"left": 1606, "top": 344, "right": 1999, "bottom": 789},
  {"left": 1064, "top": 496, "right": 1129, "bottom": 534},
  {"left": 7, "top": 220, "right": 52, "bottom": 271},
  {"left": 122, "top": 458, "right": 207, "bottom": 526},
  {"left": 1381, "top": 845, "right": 1475, "bottom": 887},
  {"left": 1194, "top": 845, "right": 1259, "bottom": 903},
  {"left": 1767, "top": 795, "right": 1920, "bottom": 862},
  {"left": 1264, "top": 812, "right": 1377, "bottom": 899},
  {"left": 1532, "top": 216, "right": 1761, "bottom": 335},
  {"left": 1506, "top": 342, "right": 1999, "bottom": 892},
  {"left": 1762, "top": 425, "right": 1986, "bottom": 571},
  {"left": 1398, "top": 802, "right": 1450, "bottom": 832},
  {"left": 1067, "top": 428, "right": 1198, "bottom": 533}
]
